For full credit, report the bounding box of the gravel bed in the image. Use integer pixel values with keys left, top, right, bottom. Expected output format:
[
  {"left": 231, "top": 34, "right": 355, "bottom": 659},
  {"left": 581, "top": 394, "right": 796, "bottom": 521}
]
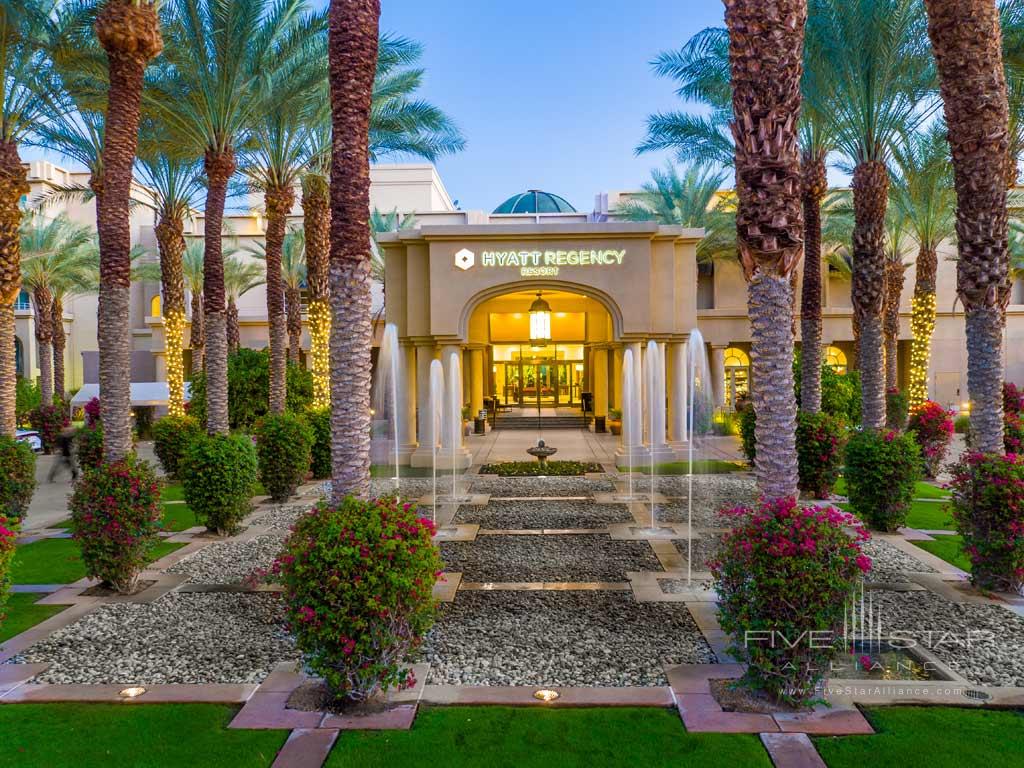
[
  {"left": 469, "top": 476, "right": 614, "bottom": 497},
  {"left": 630, "top": 474, "right": 757, "bottom": 506},
  {"left": 319, "top": 478, "right": 441, "bottom": 500},
  {"left": 651, "top": 502, "right": 738, "bottom": 529},
  {"left": 441, "top": 535, "right": 660, "bottom": 582},
  {"left": 861, "top": 539, "right": 937, "bottom": 582},
  {"left": 674, "top": 533, "right": 725, "bottom": 571},
  {"left": 869, "top": 590, "right": 1024, "bottom": 686},
  {"left": 452, "top": 500, "right": 631, "bottom": 530},
  {"left": 423, "top": 590, "right": 715, "bottom": 686},
  {"left": 166, "top": 533, "right": 286, "bottom": 585},
  {"left": 249, "top": 504, "right": 310, "bottom": 532},
  {"left": 12, "top": 593, "right": 296, "bottom": 685}
]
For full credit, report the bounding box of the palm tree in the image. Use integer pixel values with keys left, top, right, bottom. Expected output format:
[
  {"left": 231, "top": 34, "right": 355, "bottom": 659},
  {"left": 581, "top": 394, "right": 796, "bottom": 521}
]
[
  {"left": 805, "top": 0, "right": 934, "bottom": 428},
  {"left": 889, "top": 125, "right": 957, "bottom": 407},
  {"left": 19, "top": 213, "right": 96, "bottom": 403},
  {"left": 0, "top": 0, "right": 54, "bottom": 436},
  {"left": 924, "top": 0, "right": 1012, "bottom": 454},
  {"left": 999, "top": 0, "right": 1024, "bottom": 186},
  {"left": 882, "top": 208, "right": 913, "bottom": 391},
  {"left": 152, "top": 0, "right": 317, "bottom": 435},
  {"left": 723, "top": 0, "right": 806, "bottom": 500},
  {"left": 327, "top": 0, "right": 380, "bottom": 502},
  {"left": 223, "top": 255, "right": 264, "bottom": 352},
  {"left": 245, "top": 228, "right": 305, "bottom": 361},
  {"left": 182, "top": 241, "right": 205, "bottom": 375}
]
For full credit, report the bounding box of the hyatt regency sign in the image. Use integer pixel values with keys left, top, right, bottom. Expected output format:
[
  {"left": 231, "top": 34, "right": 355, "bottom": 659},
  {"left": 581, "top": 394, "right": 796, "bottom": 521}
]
[{"left": 454, "top": 247, "right": 626, "bottom": 277}]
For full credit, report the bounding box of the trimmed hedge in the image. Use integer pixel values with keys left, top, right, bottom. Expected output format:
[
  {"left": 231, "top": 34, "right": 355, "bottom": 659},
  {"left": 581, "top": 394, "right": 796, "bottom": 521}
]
[
  {"left": 307, "top": 408, "right": 332, "bottom": 480},
  {"left": 180, "top": 433, "right": 258, "bottom": 535},
  {"left": 844, "top": 428, "right": 921, "bottom": 531},
  {"left": 255, "top": 413, "right": 313, "bottom": 503},
  {"left": 151, "top": 414, "right": 203, "bottom": 479},
  {"left": 0, "top": 436, "right": 35, "bottom": 524}
]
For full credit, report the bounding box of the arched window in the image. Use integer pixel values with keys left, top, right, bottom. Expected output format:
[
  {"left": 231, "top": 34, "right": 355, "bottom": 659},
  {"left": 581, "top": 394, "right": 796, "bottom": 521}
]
[
  {"left": 14, "top": 336, "right": 23, "bottom": 377},
  {"left": 825, "top": 346, "right": 847, "bottom": 374},
  {"left": 150, "top": 294, "right": 162, "bottom": 318},
  {"left": 723, "top": 347, "right": 750, "bottom": 409}
]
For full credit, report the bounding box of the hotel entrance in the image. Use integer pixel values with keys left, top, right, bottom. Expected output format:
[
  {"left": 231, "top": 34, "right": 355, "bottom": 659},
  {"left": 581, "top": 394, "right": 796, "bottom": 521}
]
[{"left": 492, "top": 343, "right": 585, "bottom": 408}]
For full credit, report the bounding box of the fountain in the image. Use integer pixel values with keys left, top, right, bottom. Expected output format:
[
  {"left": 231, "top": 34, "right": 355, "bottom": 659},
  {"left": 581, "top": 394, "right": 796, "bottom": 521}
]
[
  {"left": 613, "top": 347, "right": 648, "bottom": 503},
  {"left": 686, "top": 328, "right": 714, "bottom": 585},
  {"left": 433, "top": 350, "right": 473, "bottom": 506},
  {"left": 429, "top": 360, "right": 445, "bottom": 524},
  {"left": 644, "top": 339, "right": 667, "bottom": 529},
  {"left": 373, "top": 323, "right": 402, "bottom": 500},
  {"left": 526, "top": 439, "right": 558, "bottom": 467}
]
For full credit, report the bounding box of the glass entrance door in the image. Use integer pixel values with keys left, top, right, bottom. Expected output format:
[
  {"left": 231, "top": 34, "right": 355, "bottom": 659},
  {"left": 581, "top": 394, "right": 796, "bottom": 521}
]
[{"left": 522, "top": 362, "right": 557, "bottom": 407}]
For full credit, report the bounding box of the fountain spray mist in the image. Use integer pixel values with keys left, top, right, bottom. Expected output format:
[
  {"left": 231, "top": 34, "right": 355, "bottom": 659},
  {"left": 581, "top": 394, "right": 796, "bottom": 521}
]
[
  {"left": 429, "top": 360, "right": 444, "bottom": 524},
  {"left": 374, "top": 324, "right": 402, "bottom": 500}
]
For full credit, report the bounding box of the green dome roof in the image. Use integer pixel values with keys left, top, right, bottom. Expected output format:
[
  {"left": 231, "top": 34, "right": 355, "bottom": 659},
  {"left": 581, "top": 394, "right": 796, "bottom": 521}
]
[{"left": 493, "top": 189, "right": 577, "bottom": 215}]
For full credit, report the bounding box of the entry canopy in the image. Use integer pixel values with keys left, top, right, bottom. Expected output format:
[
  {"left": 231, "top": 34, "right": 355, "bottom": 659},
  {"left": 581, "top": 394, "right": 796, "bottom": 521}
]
[
  {"left": 70, "top": 382, "right": 192, "bottom": 408},
  {"left": 493, "top": 189, "right": 577, "bottom": 215}
]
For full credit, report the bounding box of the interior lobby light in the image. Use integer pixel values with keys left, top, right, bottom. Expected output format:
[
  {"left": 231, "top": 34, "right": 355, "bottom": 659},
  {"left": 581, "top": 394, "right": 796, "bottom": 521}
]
[{"left": 529, "top": 291, "right": 552, "bottom": 343}]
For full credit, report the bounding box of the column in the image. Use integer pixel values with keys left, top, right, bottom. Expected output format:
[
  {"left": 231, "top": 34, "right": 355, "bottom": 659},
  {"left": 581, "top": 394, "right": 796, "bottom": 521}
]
[
  {"left": 593, "top": 347, "right": 608, "bottom": 431},
  {"left": 469, "top": 348, "right": 484, "bottom": 418},
  {"left": 711, "top": 345, "right": 727, "bottom": 408},
  {"left": 439, "top": 343, "right": 471, "bottom": 470},
  {"left": 397, "top": 343, "right": 417, "bottom": 462},
  {"left": 410, "top": 344, "right": 438, "bottom": 468},
  {"left": 668, "top": 341, "right": 687, "bottom": 444},
  {"left": 612, "top": 346, "right": 623, "bottom": 411}
]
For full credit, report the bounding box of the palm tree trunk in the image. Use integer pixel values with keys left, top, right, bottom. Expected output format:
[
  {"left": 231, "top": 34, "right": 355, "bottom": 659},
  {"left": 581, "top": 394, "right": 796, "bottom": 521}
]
[
  {"left": 925, "top": 0, "right": 1011, "bottom": 454},
  {"left": 725, "top": 0, "right": 806, "bottom": 501},
  {"left": 0, "top": 142, "right": 30, "bottom": 435},
  {"left": 32, "top": 286, "right": 53, "bottom": 405},
  {"left": 800, "top": 152, "right": 827, "bottom": 413},
  {"left": 264, "top": 187, "right": 292, "bottom": 414},
  {"left": 851, "top": 161, "right": 890, "bottom": 429},
  {"left": 328, "top": 0, "right": 381, "bottom": 502},
  {"left": 155, "top": 215, "right": 187, "bottom": 416},
  {"left": 908, "top": 246, "right": 938, "bottom": 408},
  {"left": 884, "top": 260, "right": 905, "bottom": 391},
  {"left": 95, "top": 0, "right": 162, "bottom": 462},
  {"left": 302, "top": 174, "right": 331, "bottom": 409},
  {"left": 202, "top": 149, "right": 236, "bottom": 436},
  {"left": 226, "top": 297, "right": 239, "bottom": 353},
  {"left": 286, "top": 286, "right": 302, "bottom": 365},
  {"left": 51, "top": 296, "right": 65, "bottom": 401},
  {"left": 190, "top": 290, "right": 204, "bottom": 375}
]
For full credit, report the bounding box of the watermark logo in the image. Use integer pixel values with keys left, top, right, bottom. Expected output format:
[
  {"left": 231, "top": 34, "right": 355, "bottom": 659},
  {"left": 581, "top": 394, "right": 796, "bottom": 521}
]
[{"left": 454, "top": 248, "right": 475, "bottom": 271}]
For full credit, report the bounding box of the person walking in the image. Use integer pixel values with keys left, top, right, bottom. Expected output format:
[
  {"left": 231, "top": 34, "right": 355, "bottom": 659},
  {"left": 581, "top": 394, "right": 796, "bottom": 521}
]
[{"left": 49, "top": 426, "right": 78, "bottom": 483}]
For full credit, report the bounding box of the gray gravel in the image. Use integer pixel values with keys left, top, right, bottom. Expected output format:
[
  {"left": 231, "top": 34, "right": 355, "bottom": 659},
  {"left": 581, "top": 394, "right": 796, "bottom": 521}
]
[
  {"left": 453, "top": 500, "right": 632, "bottom": 530},
  {"left": 12, "top": 592, "right": 296, "bottom": 685},
  {"left": 869, "top": 589, "right": 1024, "bottom": 686},
  {"left": 629, "top": 474, "right": 758, "bottom": 506},
  {"left": 674, "top": 534, "right": 725, "bottom": 571},
  {"left": 651, "top": 502, "right": 738, "bottom": 529},
  {"left": 166, "top": 533, "right": 286, "bottom": 585},
  {"left": 861, "top": 539, "right": 938, "bottom": 582},
  {"left": 319, "top": 477, "right": 443, "bottom": 500},
  {"left": 441, "top": 535, "right": 661, "bottom": 582},
  {"left": 249, "top": 504, "right": 310, "bottom": 532},
  {"left": 423, "top": 590, "right": 715, "bottom": 686},
  {"left": 469, "top": 476, "right": 614, "bottom": 497}
]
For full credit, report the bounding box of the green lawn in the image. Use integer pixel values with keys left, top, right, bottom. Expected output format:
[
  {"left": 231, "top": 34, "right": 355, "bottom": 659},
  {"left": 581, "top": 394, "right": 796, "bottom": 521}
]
[
  {"left": 161, "top": 483, "right": 185, "bottom": 503},
  {"left": 912, "top": 535, "right": 971, "bottom": 572},
  {"left": 326, "top": 707, "right": 771, "bottom": 768},
  {"left": 0, "top": 703, "right": 288, "bottom": 768},
  {"left": 11, "top": 538, "right": 185, "bottom": 585},
  {"left": 161, "top": 503, "right": 198, "bottom": 532},
  {"left": 833, "top": 478, "right": 949, "bottom": 500},
  {"left": 816, "top": 707, "right": 1024, "bottom": 767},
  {"left": 0, "top": 593, "right": 69, "bottom": 642},
  {"left": 834, "top": 501, "right": 954, "bottom": 531},
  {"left": 616, "top": 460, "right": 747, "bottom": 475}
]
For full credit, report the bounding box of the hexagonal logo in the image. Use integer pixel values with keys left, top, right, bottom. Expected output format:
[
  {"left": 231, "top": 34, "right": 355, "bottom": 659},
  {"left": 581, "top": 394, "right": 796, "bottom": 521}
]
[{"left": 454, "top": 248, "right": 475, "bottom": 271}]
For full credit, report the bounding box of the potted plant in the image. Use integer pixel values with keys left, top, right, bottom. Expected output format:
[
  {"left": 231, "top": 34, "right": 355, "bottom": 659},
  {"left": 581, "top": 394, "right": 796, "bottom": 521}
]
[{"left": 608, "top": 408, "right": 622, "bottom": 436}]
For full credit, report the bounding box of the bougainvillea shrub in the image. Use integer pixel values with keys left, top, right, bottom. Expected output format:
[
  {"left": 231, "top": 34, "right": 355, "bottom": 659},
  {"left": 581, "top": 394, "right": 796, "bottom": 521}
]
[
  {"left": 949, "top": 452, "right": 1024, "bottom": 593},
  {"left": 710, "top": 497, "right": 870, "bottom": 707},
  {"left": 180, "top": 433, "right": 258, "bottom": 535},
  {"left": 795, "top": 412, "right": 846, "bottom": 498},
  {"left": 844, "top": 428, "right": 921, "bottom": 531},
  {"left": 1006, "top": 412, "right": 1024, "bottom": 455},
  {"left": 255, "top": 412, "right": 313, "bottom": 503},
  {"left": 151, "top": 414, "right": 202, "bottom": 479},
  {"left": 70, "top": 455, "right": 161, "bottom": 594},
  {"left": 274, "top": 496, "right": 443, "bottom": 702},
  {"left": 907, "top": 401, "right": 955, "bottom": 478},
  {"left": 0, "top": 436, "right": 36, "bottom": 523},
  {"left": 84, "top": 396, "right": 101, "bottom": 427},
  {"left": 1005, "top": 382, "right": 1024, "bottom": 416},
  {"left": 29, "top": 403, "right": 68, "bottom": 454}
]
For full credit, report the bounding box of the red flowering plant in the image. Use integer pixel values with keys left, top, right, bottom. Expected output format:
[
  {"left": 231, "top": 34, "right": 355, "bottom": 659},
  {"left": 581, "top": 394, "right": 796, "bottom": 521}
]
[
  {"left": 907, "top": 401, "right": 955, "bottom": 479},
  {"left": 0, "top": 513, "right": 18, "bottom": 624},
  {"left": 272, "top": 496, "right": 444, "bottom": 703},
  {"left": 29, "top": 403, "right": 68, "bottom": 454},
  {"left": 844, "top": 428, "right": 921, "bottom": 531},
  {"left": 795, "top": 412, "right": 846, "bottom": 498},
  {"left": 83, "top": 397, "right": 101, "bottom": 427},
  {"left": 69, "top": 455, "right": 162, "bottom": 594},
  {"left": 949, "top": 452, "right": 1024, "bottom": 593},
  {"left": 1004, "top": 383, "right": 1024, "bottom": 416},
  {"left": 710, "top": 497, "right": 871, "bottom": 707}
]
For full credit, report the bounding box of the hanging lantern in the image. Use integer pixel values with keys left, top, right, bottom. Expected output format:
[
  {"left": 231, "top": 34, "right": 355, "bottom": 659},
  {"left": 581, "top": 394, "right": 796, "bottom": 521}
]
[{"left": 529, "top": 291, "right": 551, "bottom": 343}]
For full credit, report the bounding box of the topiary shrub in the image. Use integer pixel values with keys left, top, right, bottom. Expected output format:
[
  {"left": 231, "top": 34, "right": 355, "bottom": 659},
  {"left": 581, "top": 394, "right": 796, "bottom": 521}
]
[
  {"left": 28, "top": 403, "right": 68, "bottom": 454},
  {"left": 0, "top": 436, "right": 36, "bottom": 524},
  {"left": 739, "top": 406, "right": 757, "bottom": 465},
  {"left": 0, "top": 513, "right": 16, "bottom": 625},
  {"left": 75, "top": 423, "right": 104, "bottom": 472},
  {"left": 151, "top": 414, "right": 202, "bottom": 479},
  {"left": 844, "top": 428, "right": 921, "bottom": 531},
  {"left": 273, "top": 497, "right": 443, "bottom": 703},
  {"left": 307, "top": 408, "right": 331, "bottom": 480},
  {"left": 795, "top": 412, "right": 846, "bottom": 498},
  {"left": 180, "top": 433, "right": 258, "bottom": 535},
  {"left": 949, "top": 452, "right": 1024, "bottom": 592},
  {"left": 710, "top": 497, "right": 870, "bottom": 707},
  {"left": 885, "top": 388, "right": 908, "bottom": 431},
  {"left": 907, "top": 401, "right": 954, "bottom": 478},
  {"left": 69, "top": 455, "right": 161, "bottom": 594},
  {"left": 255, "top": 412, "right": 313, "bottom": 503}
]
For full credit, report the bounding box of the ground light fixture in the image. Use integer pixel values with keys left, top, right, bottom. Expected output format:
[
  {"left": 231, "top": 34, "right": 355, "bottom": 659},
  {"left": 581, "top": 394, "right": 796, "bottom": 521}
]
[
  {"left": 533, "top": 689, "right": 560, "bottom": 702},
  {"left": 118, "top": 686, "right": 147, "bottom": 699},
  {"left": 529, "top": 291, "right": 552, "bottom": 343}
]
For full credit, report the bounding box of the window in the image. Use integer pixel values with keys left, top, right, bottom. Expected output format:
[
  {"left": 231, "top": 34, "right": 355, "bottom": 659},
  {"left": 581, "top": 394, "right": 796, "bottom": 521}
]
[
  {"left": 150, "top": 295, "right": 162, "bottom": 318},
  {"left": 15, "top": 290, "right": 30, "bottom": 311},
  {"left": 723, "top": 347, "right": 750, "bottom": 409},
  {"left": 697, "top": 261, "right": 715, "bottom": 310},
  {"left": 825, "top": 346, "right": 847, "bottom": 374}
]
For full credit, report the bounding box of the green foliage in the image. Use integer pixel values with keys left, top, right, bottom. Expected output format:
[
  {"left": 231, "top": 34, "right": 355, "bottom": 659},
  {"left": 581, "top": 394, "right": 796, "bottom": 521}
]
[
  {"left": 0, "top": 436, "right": 36, "bottom": 523},
  {"left": 74, "top": 423, "right": 104, "bottom": 471},
  {"left": 0, "top": 513, "right": 17, "bottom": 626},
  {"left": 180, "top": 433, "right": 258, "bottom": 535},
  {"left": 954, "top": 414, "right": 971, "bottom": 434},
  {"left": 794, "top": 358, "right": 862, "bottom": 424},
  {"left": 710, "top": 498, "right": 870, "bottom": 707},
  {"left": 885, "top": 389, "right": 908, "bottom": 430},
  {"left": 307, "top": 408, "right": 332, "bottom": 480},
  {"left": 480, "top": 461, "right": 604, "bottom": 477},
  {"left": 187, "top": 348, "right": 313, "bottom": 432},
  {"left": 28, "top": 404, "right": 69, "bottom": 454},
  {"left": 795, "top": 412, "right": 847, "bottom": 498},
  {"left": 69, "top": 455, "right": 162, "bottom": 593},
  {"left": 151, "top": 415, "right": 203, "bottom": 479},
  {"left": 15, "top": 377, "right": 40, "bottom": 424},
  {"left": 739, "top": 406, "right": 757, "bottom": 464},
  {"left": 844, "top": 429, "right": 921, "bottom": 531},
  {"left": 255, "top": 413, "right": 313, "bottom": 503},
  {"left": 275, "top": 498, "right": 443, "bottom": 701},
  {"left": 132, "top": 406, "right": 155, "bottom": 440}
]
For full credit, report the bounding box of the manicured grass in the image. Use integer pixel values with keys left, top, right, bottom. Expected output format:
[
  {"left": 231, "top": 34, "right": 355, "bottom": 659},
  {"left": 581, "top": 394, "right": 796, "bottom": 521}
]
[
  {"left": 481, "top": 461, "right": 604, "bottom": 476},
  {"left": 161, "top": 483, "right": 185, "bottom": 503},
  {"left": 0, "top": 593, "right": 68, "bottom": 642},
  {"left": 912, "top": 535, "right": 971, "bottom": 572},
  {"left": 11, "top": 538, "right": 185, "bottom": 585},
  {"left": 815, "top": 707, "right": 1024, "bottom": 768},
  {"left": 833, "top": 478, "right": 949, "bottom": 500},
  {"left": 161, "top": 503, "right": 198, "bottom": 532},
  {"left": 834, "top": 501, "right": 954, "bottom": 531},
  {"left": 617, "top": 460, "right": 747, "bottom": 475},
  {"left": 0, "top": 703, "right": 287, "bottom": 768},
  {"left": 325, "top": 706, "right": 771, "bottom": 768}
]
